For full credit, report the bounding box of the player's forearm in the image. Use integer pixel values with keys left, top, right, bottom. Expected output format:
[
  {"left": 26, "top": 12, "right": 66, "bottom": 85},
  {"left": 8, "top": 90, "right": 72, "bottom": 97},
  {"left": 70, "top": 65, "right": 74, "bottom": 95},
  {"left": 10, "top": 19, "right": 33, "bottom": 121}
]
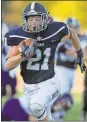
[
  {"left": 70, "top": 29, "right": 81, "bottom": 51},
  {"left": 5, "top": 54, "right": 23, "bottom": 71}
]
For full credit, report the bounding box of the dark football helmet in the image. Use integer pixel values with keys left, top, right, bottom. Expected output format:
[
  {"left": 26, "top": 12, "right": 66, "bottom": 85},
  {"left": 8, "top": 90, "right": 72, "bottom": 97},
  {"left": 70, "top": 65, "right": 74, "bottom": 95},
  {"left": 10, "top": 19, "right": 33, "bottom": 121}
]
[
  {"left": 22, "top": 2, "right": 49, "bottom": 33},
  {"left": 65, "top": 17, "right": 80, "bottom": 28}
]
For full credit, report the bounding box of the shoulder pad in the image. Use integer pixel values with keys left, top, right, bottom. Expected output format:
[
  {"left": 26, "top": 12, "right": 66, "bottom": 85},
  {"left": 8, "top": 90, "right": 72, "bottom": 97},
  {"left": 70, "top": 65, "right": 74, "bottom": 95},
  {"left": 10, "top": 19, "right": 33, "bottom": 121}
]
[
  {"left": 57, "top": 22, "right": 70, "bottom": 37},
  {"left": 4, "top": 26, "right": 31, "bottom": 46},
  {"left": 48, "top": 22, "right": 70, "bottom": 39}
]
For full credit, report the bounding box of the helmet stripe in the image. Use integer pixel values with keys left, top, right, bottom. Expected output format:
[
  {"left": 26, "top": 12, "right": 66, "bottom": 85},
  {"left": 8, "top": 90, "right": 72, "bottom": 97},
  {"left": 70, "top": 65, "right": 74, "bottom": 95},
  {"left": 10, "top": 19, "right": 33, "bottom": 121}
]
[{"left": 31, "top": 2, "right": 35, "bottom": 10}]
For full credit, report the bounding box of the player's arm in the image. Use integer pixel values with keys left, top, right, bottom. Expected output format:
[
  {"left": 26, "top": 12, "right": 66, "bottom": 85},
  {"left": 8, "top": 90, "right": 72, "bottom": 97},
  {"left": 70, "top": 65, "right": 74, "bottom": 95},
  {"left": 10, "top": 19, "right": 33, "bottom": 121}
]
[
  {"left": 69, "top": 29, "right": 86, "bottom": 72},
  {"left": 70, "top": 29, "right": 81, "bottom": 49},
  {"left": 61, "top": 29, "right": 81, "bottom": 50},
  {"left": 5, "top": 39, "right": 36, "bottom": 71},
  {"left": 61, "top": 24, "right": 86, "bottom": 72},
  {"left": 5, "top": 46, "right": 24, "bottom": 71}
]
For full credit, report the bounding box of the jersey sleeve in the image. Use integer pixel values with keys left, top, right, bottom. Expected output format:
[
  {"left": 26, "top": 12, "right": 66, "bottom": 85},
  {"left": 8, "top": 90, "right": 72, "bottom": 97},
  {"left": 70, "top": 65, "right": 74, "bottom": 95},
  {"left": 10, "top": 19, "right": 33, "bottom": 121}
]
[
  {"left": 61, "top": 23, "right": 71, "bottom": 37},
  {"left": 4, "top": 32, "right": 19, "bottom": 46},
  {"left": 4, "top": 27, "right": 23, "bottom": 46}
]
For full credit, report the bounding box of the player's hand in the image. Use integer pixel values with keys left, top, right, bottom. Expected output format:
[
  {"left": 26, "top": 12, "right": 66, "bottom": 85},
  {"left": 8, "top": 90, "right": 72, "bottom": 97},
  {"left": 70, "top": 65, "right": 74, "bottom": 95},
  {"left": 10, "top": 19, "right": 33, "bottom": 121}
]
[
  {"left": 75, "top": 57, "right": 86, "bottom": 73},
  {"left": 20, "top": 39, "right": 37, "bottom": 59},
  {"left": 75, "top": 49, "right": 86, "bottom": 73}
]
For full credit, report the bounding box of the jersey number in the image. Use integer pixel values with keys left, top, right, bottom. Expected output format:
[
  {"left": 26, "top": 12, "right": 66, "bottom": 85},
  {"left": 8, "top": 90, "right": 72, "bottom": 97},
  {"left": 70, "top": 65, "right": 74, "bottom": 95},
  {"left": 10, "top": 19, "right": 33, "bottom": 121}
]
[{"left": 27, "top": 48, "right": 51, "bottom": 70}]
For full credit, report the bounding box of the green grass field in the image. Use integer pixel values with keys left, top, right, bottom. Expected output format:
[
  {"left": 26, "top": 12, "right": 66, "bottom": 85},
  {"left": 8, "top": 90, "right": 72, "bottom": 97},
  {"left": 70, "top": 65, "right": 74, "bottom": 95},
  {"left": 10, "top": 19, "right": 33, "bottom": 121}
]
[
  {"left": 64, "top": 92, "right": 83, "bottom": 120},
  {"left": 2, "top": 92, "right": 83, "bottom": 121}
]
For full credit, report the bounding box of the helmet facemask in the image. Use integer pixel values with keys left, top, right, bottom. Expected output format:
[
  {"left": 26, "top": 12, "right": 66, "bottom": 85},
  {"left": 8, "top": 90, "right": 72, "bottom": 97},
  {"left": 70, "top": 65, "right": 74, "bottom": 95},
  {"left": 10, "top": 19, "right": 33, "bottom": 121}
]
[{"left": 22, "top": 12, "right": 48, "bottom": 33}]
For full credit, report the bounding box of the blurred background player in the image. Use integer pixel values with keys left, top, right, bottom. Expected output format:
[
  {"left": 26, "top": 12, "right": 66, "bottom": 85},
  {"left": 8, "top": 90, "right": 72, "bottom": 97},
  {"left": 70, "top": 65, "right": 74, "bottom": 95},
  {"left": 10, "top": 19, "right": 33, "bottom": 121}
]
[
  {"left": 65, "top": 17, "right": 87, "bottom": 43},
  {"left": 51, "top": 17, "right": 87, "bottom": 121},
  {"left": 2, "top": 16, "right": 17, "bottom": 97},
  {"left": 65, "top": 17, "right": 80, "bottom": 34},
  {"left": 51, "top": 40, "right": 77, "bottom": 120},
  {"left": 65, "top": 17, "right": 87, "bottom": 121},
  {"left": 2, "top": 95, "right": 31, "bottom": 121},
  {"left": 51, "top": 93, "right": 73, "bottom": 121}
]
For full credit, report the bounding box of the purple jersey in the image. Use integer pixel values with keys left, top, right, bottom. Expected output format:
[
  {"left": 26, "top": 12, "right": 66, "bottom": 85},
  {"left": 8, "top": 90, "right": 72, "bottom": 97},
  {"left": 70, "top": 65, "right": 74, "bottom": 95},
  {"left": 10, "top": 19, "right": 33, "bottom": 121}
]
[
  {"left": 2, "top": 44, "right": 16, "bottom": 96},
  {"left": 1, "top": 69, "right": 16, "bottom": 96},
  {"left": 2, "top": 98, "right": 29, "bottom": 121}
]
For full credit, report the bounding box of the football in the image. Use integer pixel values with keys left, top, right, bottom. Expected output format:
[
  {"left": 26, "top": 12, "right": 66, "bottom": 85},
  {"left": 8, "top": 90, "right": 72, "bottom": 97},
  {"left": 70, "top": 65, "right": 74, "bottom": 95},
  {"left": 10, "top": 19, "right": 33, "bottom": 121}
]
[
  {"left": 17, "top": 38, "right": 33, "bottom": 54},
  {"left": 22, "top": 38, "right": 33, "bottom": 46},
  {"left": 7, "top": 38, "right": 33, "bottom": 57}
]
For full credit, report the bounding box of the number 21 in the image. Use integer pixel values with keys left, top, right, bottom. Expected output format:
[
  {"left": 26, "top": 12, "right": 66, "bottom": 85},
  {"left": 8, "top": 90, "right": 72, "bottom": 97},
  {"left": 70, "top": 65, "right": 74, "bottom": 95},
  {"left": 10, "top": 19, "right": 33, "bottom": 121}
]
[{"left": 27, "top": 48, "right": 51, "bottom": 70}]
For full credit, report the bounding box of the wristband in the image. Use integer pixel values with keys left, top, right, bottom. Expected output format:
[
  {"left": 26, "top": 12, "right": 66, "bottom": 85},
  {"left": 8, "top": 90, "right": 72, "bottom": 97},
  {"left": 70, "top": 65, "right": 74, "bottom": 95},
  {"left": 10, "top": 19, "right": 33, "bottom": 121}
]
[{"left": 76, "top": 48, "right": 83, "bottom": 58}]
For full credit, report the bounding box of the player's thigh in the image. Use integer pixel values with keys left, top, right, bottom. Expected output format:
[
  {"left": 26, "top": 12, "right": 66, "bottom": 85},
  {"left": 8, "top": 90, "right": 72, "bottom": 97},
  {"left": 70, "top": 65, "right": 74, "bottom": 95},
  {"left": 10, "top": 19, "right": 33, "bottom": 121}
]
[
  {"left": 23, "top": 83, "right": 38, "bottom": 97},
  {"left": 23, "top": 83, "right": 39, "bottom": 112},
  {"left": 30, "top": 80, "right": 59, "bottom": 108}
]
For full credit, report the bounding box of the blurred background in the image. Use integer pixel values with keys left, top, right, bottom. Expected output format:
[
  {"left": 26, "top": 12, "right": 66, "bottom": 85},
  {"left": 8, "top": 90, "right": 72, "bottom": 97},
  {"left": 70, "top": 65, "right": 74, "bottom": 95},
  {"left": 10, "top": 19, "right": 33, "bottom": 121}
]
[
  {"left": 2, "top": 1, "right": 87, "bottom": 31},
  {"left": 1, "top": 0, "right": 87, "bottom": 121}
]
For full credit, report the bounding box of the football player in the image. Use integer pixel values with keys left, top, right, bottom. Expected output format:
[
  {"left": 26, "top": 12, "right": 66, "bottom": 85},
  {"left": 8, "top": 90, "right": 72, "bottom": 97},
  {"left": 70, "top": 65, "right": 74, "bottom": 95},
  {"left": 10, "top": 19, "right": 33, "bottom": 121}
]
[
  {"left": 65, "top": 17, "right": 87, "bottom": 43},
  {"left": 66, "top": 17, "right": 87, "bottom": 121},
  {"left": 55, "top": 41, "right": 77, "bottom": 94},
  {"left": 51, "top": 40, "right": 77, "bottom": 120},
  {"left": 2, "top": 22, "right": 17, "bottom": 97},
  {"left": 51, "top": 93, "right": 73, "bottom": 120},
  {"left": 5, "top": 2, "right": 86, "bottom": 121}
]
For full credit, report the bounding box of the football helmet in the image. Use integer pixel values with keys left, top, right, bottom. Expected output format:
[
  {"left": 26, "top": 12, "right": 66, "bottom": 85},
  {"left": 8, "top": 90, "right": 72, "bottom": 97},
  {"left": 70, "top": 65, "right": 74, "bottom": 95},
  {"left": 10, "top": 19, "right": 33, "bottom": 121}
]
[
  {"left": 22, "top": 2, "right": 49, "bottom": 33},
  {"left": 65, "top": 17, "right": 80, "bottom": 28}
]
